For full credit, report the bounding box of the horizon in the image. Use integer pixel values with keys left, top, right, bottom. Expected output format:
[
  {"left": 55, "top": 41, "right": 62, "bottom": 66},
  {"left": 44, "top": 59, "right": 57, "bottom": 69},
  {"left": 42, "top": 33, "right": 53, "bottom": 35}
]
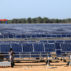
[{"left": 0, "top": 0, "right": 71, "bottom": 19}]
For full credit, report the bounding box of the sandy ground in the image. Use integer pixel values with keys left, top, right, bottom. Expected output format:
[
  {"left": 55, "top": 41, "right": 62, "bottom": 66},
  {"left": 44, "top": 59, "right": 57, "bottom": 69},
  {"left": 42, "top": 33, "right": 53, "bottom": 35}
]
[{"left": 0, "top": 62, "right": 71, "bottom": 71}]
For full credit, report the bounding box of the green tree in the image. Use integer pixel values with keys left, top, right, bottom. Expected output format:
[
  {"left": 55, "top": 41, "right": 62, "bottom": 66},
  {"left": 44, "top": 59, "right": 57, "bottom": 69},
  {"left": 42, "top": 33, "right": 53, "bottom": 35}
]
[{"left": 27, "top": 18, "right": 32, "bottom": 23}]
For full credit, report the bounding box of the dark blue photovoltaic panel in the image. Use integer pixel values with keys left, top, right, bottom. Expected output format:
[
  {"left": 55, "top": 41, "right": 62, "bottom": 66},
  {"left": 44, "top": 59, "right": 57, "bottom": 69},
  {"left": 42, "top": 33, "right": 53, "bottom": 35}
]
[
  {"left": 48, "top": 40, "right": 55, "bottom": 43},
  {"left": 67, "top": 34, "right": 71, "bottom": 37},
  {"left": 55, "top": 43, "right": 61, "bottom": 49},
  {"left": 42, "top": 34, "right": 46, "bottom": 37},
  {"left": 0, "top": 35, "right": 3, "bottom": 38},
  {"left": 34, "top": 43, "right": 44, "bottom": 52},
  {"left": 51, "top": 34, "right": 57, "bottom": 37},
  {"left": 56, "top": 35, "right": 61, "bottom": 37},
  {"left": 56, "top": 40, "right": 63, "bottom": 43},
  {"left": 0, "top": 44, "right": 10, "bottom": 53},
  {"left": 36, "top": 34, "right": 42, "bottom": 37},
  {"left": 40, "top": 40, "right": 47, "bottom": 43},
  {"left": 26, "top": 34, "right": 31, "bottom": 38},
  {"left": 23, "top": 43, "right": 33, "bottom": 52},
  {"left": 61, "top": 43, "right": 71, "bottom": 51},
  {"left": 8, "top": 34, "right": 15, "bottom": 38},
  {"left": 46, "top": 35, "right": 51, "bottom": 37},
  {"left": 65, "top": 40, "right": 71, "bottom": 43},
  {"left": 3, "top": 34, "right": 9, "bottom": 38},
  {"left": 15, "top": 35, "right": 22, "bottom": 38},
  {"left": 11, "top": 43, "right": 22, "bottom": 52},
  {"left": 45, "top": 43, "right": 55, "bottom": 52},
  {"left": 31, "top": 34, "right": 36, "bottom": 38},
  {"left": 56, "top": 50, "right": 61, "bottom": 55},
  {"left": 62, "top": 34, "right": 66, "bottom": 37},
  {"left": 22, "top": 34, "right": 26, "bottom": 38},
  {"left": 1, "top": 33, "right": 71, "bottom": 38}
]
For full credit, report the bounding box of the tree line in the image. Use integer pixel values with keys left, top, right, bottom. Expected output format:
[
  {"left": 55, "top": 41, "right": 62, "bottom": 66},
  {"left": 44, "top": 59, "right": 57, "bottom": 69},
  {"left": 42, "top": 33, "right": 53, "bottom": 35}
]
[{"left": 7, "top": 17, "right": 71, "bottom": 23}]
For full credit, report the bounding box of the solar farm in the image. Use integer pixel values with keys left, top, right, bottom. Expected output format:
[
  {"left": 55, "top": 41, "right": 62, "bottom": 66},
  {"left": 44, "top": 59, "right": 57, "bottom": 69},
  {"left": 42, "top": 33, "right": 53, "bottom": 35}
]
[
  {"left": 0, "top": 24, "right": 71, "bottom": 71},
  {"left": 0, "top": 33, "right": 71, "bottom": 62}
]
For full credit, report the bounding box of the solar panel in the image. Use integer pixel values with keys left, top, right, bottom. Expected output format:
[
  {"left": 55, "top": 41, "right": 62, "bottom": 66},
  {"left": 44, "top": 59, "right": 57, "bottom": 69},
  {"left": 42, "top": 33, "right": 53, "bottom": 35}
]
[
  {"left": 46, "top": 34, "right": 51, "bottom": 37},
  {"left": 55, "top": 43, "right": 61, "bottom": 49},
  {"left": 8, "top": 34, "right": 15, "bottom": 38},
  {"left": 36, "top": 34, "right": 42, "bottom": 38},
  {"left": 25, "top": 34, "right": 31, "bottom": 38},
  {"left": 61, "top": 43, "right": 71, "bottom": 52},
  {"left": 65, "top": 40, "right": 71, "bottom": 43},
  {"left": 40, "top": 40, "right": 47, "bottom": 43},
  {"left": 56, "top": 35, "right": 62, "bottom": 37},
  {"left": 15, "top": 34, "right": 22, "bottom": 38},
  {"left": 56, "top": 50, "right": 62, "bottom": 55},
  {"left": 3, "top": 34, "right": 9, "bottom": 38},
  {"left": 48, "top": 40, "right": 55, "bottom": 43},
  {"left": 51, "top": 34, "right": 57, "bottom": 37},
  {"left": 22, "top": 34, "right": 26, "bottom": 38},
  {"left": 23, "top": 43, "right": 33, "bottom": 52},
  {"left": 41, "top": 34, "right": 46, "bottom": 37},
  {"left": 31, "top": 34, "right": 36, "bottom": 38},
  {"left": 45, "top": 43, "right": 55, "bottom": 52},
  {"left": 33, "top": 43, "right": 44, "bottom": 52},
  {"left": 0, "top": 35, "right": 3, "bottom": 38},
  {"left": 67, "top": 34, "right": 71, "bottom": 37},
  {"left": 62, "top": 34, "right": 66, "bottom": 37},
  {"left": 56, "top": 40, "right": 64, "bottom": 43},
  {"left": 0, "top": 44, "right": 10, "bottom": 53},
  {"left": 11, "top": 43, "right": 22, "bottom": 52},
  {"left": 1, "top": 33, "right": 71, "bottom": 38}
]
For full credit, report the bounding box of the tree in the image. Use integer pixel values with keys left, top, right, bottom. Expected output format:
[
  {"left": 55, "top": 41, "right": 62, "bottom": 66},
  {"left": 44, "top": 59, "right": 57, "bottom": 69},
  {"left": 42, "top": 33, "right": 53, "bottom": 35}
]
[
  {"left": 43, "top": 17, "right": 49, "bottom": 23},
  {"left": 27, "top": 18, "right": 32, "bottom": 23},
  {"left": 7, "top": 17, "right": 71, "bottom": 24},
  {"left": 36, "top": 17, "right": 43, "bottom": 23}
]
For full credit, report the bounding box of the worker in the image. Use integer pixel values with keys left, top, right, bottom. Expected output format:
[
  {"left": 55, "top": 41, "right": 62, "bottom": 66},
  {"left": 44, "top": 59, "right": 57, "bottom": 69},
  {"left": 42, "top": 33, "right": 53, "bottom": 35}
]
[{"left": 9, "top": 48, "right": 15, "bottom": 67}]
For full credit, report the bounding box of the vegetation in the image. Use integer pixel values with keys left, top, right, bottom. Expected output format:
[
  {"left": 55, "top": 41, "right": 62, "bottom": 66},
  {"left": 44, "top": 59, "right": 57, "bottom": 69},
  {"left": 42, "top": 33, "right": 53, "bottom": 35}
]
[{"left": 7, "top": 17, "right": 71, "bottom": 24}]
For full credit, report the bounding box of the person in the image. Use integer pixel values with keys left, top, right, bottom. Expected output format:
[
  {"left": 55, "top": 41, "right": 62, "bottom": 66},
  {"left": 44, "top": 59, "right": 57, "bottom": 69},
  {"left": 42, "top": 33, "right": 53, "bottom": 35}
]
[{"left": 9, "top": 48, "right": 15, "bottom": 67}]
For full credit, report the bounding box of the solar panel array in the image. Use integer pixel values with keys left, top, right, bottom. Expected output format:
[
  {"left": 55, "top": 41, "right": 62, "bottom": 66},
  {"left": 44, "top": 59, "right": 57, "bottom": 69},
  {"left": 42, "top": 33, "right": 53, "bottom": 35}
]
[
  {"left": 0, "top": 33, "right": 71, "bottom": 38},
  {"left": 0, "top": 40, "right": 71, "bottom": 58}
]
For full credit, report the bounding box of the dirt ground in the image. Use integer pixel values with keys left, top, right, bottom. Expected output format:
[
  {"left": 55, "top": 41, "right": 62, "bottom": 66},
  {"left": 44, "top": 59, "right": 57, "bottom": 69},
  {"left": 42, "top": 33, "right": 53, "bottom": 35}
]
[{"left": 0, "top": 61, "right": 71, "bottom": 71}]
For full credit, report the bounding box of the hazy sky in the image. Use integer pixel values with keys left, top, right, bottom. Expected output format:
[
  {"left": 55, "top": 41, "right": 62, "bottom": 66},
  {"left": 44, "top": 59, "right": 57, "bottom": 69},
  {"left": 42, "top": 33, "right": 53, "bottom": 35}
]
[{"left": 0, "top": 0, "right": 71, "bottom": 19}]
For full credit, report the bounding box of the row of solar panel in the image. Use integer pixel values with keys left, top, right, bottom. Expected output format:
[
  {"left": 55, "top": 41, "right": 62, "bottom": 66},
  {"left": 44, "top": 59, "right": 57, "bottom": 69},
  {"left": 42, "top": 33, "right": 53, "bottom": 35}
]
[
  {"left": 0, "top": 42, "right": 71, "bottom": 53},
  {"left": 0, "top": 40, "right": 71, "bottom": 44},
  {"left": 0, "top": 34, "right": 71, "bottom": 38},
  {"left": 1, "top": 42, "right": 71, "bottom": 58},
  {"left": 40, "top": 40, "right": 71, "bottom": 43}
]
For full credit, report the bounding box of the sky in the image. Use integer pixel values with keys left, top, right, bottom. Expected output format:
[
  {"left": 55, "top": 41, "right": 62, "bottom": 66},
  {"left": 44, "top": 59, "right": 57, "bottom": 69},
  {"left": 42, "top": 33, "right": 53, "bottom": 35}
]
[{"left": 0, "top": 0, "right": 71, "bottom": 19}]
